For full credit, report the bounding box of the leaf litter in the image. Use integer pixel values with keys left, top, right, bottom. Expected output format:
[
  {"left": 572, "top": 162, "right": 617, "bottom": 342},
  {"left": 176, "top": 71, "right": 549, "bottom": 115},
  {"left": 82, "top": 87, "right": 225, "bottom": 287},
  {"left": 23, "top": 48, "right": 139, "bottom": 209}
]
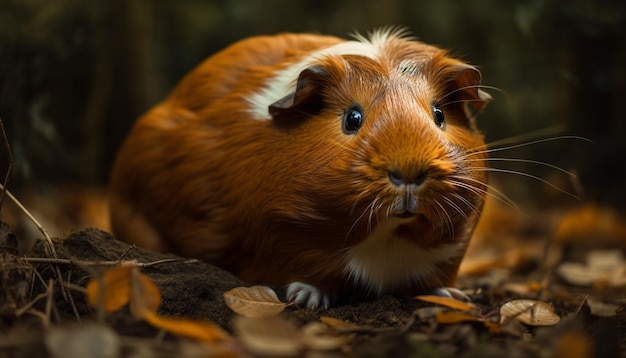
[{"left": 1, "top": 192, "right": 626, "bottom": 356}]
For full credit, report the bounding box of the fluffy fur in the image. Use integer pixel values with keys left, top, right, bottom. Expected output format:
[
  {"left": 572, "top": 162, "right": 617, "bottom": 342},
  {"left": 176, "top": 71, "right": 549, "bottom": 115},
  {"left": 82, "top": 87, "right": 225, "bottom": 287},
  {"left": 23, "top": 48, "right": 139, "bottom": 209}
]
[{"left": 109, "top": 29, "right": 491, "bottom": 308}]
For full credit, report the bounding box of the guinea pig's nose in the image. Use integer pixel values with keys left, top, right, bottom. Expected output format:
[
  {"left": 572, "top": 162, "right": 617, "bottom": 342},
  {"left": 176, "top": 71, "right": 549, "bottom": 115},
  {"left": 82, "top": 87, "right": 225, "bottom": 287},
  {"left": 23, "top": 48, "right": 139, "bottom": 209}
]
[{"left": 388, "top": 169, "right": 427, "bottom": 187}]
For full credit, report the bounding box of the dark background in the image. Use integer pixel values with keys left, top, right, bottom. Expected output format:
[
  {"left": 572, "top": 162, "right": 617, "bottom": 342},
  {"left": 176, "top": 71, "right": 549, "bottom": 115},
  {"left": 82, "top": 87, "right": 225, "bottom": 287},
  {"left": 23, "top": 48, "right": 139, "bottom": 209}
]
[{"left": 1, "top": 0, "right": 624, "bottom": 211}]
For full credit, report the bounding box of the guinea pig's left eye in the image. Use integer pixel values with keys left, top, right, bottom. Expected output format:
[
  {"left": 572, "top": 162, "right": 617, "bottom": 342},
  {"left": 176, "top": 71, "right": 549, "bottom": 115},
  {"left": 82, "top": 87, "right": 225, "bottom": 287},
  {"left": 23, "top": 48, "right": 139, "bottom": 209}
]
[
  {"left": 343, "top": 106, "right": 364, "bottom": 134},
  {"left": 433, "top": 106, "right": 445, "bottom": 129}
]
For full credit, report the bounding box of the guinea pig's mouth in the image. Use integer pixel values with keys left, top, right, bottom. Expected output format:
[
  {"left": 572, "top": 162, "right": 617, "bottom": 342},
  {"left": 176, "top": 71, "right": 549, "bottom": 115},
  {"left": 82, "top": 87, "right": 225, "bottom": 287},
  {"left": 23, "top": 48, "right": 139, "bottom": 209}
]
[{"left": 393, "top": 211, "right": 417, "bottom": 219}]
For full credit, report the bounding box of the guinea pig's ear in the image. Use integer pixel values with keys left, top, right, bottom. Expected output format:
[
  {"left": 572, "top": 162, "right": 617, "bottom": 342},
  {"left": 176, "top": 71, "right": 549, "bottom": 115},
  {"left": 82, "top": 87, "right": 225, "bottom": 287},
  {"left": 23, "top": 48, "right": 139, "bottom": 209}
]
[
  {"left": 450, "top": 65, "right": 492, "bottom": 112},
  {"left": 269, "top": 65, "right": 329, "bottom": 126}
]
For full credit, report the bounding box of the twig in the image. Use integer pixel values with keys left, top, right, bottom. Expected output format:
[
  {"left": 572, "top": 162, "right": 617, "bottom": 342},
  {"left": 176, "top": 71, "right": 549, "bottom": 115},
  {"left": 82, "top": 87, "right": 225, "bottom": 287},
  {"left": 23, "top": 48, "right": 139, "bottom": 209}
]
[
  {"left": 0, "top": 183, "right": 57, "bottom": 259},
  {"left": 0, "top": 118, "right": 13, "bottom": 212},
  {"left": 25, "top": 257, "right": 200, "bottom": 267},
  {"left": 44, "top": 278, "right": 54, "bottom": 327},
  {"left": 15, "top": 291, "right": 49, "bottom": 317}
]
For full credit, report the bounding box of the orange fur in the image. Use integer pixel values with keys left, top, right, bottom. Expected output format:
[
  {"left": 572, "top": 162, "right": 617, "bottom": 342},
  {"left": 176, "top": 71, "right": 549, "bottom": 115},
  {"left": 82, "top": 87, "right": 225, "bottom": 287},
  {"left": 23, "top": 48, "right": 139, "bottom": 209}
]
[{"left": 110, "top": 30, "right": 490, "bottom": 303}]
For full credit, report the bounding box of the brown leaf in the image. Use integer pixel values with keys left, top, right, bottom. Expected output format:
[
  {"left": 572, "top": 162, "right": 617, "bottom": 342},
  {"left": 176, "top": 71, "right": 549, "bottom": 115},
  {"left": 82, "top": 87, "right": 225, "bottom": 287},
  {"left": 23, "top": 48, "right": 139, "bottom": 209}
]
[
  {"left": 129, "top": 267, "right": 162, "bottom": 319},
  {"left": 144, "top": 311, "right": 230, "bottom": 343},
  {"left": 500, "top": 299, "right": 560, "bottom": 326},
  {"left": 435, "top": 311, "right": 479, "bottom": 324},
  {"left": 415, "top": 295, "right": 476, "bottom": 311},
  {"left": 45, "top": 323, "right": 120, "bottom": 358},
  {"left": 224, "top": 286, "right": 286, "bottom": 318},
  {"left": 319, "top": 316, "right": 355, "bottom": 328},
  {"left": 86, "top": 264, "right": 132, "bottom": 311},
  {"left": 233, "top": 316, "right": 301, "bottom": 356},
  {"left": 300, "top": 322, "right": 352, "bottom": 351}
]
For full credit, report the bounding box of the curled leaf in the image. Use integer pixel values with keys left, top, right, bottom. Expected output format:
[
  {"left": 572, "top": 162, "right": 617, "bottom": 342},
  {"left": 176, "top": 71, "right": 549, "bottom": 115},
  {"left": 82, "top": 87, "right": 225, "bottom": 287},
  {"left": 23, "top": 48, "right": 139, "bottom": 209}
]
[
  {"left": 224, "top": 286, "right": 287, "bottom": 318},
  {"left": 435, "top": 311, "right": 479, "bottom": 324},
  {"left": 500, "top": 299, "right": 560, "bottom": 326},
  {"left": 234, "top": 316, "right": 301, "bottom": 356},
  {"left": 144, "top": 311, "right": 230, "bottom": 343},
  {"left": 300, "top": 322, "right": 352, "bottom": 351},
  {"left": 129, "top": 268, "right": 162, "bottom": 319},
  {"left": 86, "top": 264, "right": 133, "bottom": 311},
  {"left": 415, "top": 295, "right": 476, "bottom": 311}
]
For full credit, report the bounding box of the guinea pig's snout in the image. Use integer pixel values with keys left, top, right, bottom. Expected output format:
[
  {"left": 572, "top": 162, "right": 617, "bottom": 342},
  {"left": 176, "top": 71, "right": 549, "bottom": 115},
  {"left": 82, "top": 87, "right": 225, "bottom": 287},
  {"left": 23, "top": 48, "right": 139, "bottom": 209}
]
[
  {"left": 387, "top": 168, "right": 429, "bottom": 217},
  {"left": 388, "top": 169, "right": 427, "bottom": 187}
]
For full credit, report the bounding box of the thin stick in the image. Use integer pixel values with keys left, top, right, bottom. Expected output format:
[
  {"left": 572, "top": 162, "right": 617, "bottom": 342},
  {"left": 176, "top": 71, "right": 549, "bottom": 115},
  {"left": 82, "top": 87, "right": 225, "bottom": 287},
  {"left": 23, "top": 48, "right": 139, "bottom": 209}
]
[
  {"left": 0, "top": 183, "right": 57, "bottom": 258},
  {"left": 25, "top": 257, "right": 200, "bottom": 267},
  {"left": 0, "top": 118, "right": 13, "bottom": 212}
]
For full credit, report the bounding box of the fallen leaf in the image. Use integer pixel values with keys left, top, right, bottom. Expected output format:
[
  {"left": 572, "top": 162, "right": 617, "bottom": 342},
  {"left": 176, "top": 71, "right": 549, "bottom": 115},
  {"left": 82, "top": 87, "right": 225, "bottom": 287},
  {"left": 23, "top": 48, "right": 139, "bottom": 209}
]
[
  {"left": 500, "top": 299, "right": 560, "bottom": 326},
  {"left": 129, "top": 267, "right": 162, "bottom": 319},
  {"left": 233, "top": 316, "right": 301, "bottom": 356},
  {"left": 586, "top": 299, "right": 619, "bottom": 317},
  {"left": 144, "top": 311, "right": 230, "bottom": 343},
  {"left": 415, "top": 295, "right": 476, "bottom": 311},
  {"left": 300, "top": 322, "right": 352, "bottom": 351},
  {"left": 224, "top": 286, "right": 287, "bottom": 318},
  {"left": 557, "top": 250, "right": 626, "bottom": 289},
  {"left": 554, "top": 331, "right": 593, "bottom": 358},
  {"left": 86, "top": 264, "right": 132, "bottom": 311},
  {"left": 319, "top": 316, "right": 355, "bottom": 328},
  {"left": 435, "top": 311, "right": 479, "bottom": 324},
  {"left": 45, "top": 323, "right": 120, "bottom": 358}
]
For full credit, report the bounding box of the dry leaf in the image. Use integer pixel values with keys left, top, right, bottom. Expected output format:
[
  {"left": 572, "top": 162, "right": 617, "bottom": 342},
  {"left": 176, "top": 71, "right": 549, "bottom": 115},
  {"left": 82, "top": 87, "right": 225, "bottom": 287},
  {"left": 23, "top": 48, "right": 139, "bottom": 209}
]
[
  {"left": 300, "top": 322, "right": 352, "bottom": 351},
  {"left": 224, "top": 286, "right": 287, "bottom": 318},
  {"left": 45, "top": 323, "right": 120, "bottom": 358},
  {"left": 586, "top": 299, "right": 619, "bottom": 317},
  {"left": 129, "top": 267, "right": 162, "bottom": 319},
  {"left": 555, "top": 331, "right": 593, "bottom": 358},
  {"left": 86, "top": 264, "right": 133, "bottom": 311},
  {"left": 144, "top": 311, "right": 230, "bottom": 343},
  {"left": 415, "top": 295, "right": 476, "bottom": 311},
  {"left": 500, "top": 299, "right": 560, "bottom": 326},
  {"left": 435, "top": 311, "right": 479, "bottom": 324},
  {"left": 557, "top": 250, "right": 626, "bottom": 289},
  {"left": 234, "top": 316, "right": 301, "bottom": 356},
  {"left": 319, "top": 316, "right": 355, "bottom": 328}
]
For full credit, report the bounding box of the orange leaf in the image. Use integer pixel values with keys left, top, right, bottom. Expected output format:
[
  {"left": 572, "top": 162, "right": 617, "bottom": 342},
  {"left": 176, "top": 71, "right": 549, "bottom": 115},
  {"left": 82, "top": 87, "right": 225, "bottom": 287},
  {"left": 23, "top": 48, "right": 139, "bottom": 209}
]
[
  {"left": 144, "top": 311, "right": 230, "bottom": 343},
  {"left": 435, "top": 311, "right": 478, "bottom": 324},
  {"left": 319, "top": 316, "right": 355, "bottom": 328},
  {"left": 129, "top": 268, "right": 162, "bottom": 319},
  {"left": 86, "top": 264, "right": 132, "bottom": 311},
  {"left": 415, "top": 295, "right": 476, "bottom": 311}
]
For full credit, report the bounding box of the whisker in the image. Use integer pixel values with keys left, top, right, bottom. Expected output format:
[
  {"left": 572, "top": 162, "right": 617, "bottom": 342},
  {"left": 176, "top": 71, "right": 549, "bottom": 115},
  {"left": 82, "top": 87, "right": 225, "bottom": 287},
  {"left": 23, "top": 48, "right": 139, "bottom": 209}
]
[
  {"left": 469, "top": 167, "right": 581, "bottom": 201},
  {"left": 436, "top": 84, "right": 506, "bottom": 103},
  {"left": 438, "top": 98, "right": 489, "bottom": 108},
  {"left": 466, "top": 157, "right": 577, "bottom": 177},
  {"left": 450, "top": 192, "right": 480, "bottom": 217},
  {"left": 466, "top": 135, "right": 593, "bottom": 158},
  {"left": 433, "top": 199, "right": 454, "bottom": 236},
  {"left": 449, "top": 176, "right": 520, "bottom": 212},
  {"left": 443, "top": 196, "right": 467, "bottom": 220},
  {"left": 345, "top": 198, "right": 376, "bottom": 242}
]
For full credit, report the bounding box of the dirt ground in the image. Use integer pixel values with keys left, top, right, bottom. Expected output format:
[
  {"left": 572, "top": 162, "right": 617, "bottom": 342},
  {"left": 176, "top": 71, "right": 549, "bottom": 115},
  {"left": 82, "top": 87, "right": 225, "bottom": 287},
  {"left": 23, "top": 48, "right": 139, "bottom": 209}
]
[{"left": 1, "top": 209, "right": 625, "bottom": 357}]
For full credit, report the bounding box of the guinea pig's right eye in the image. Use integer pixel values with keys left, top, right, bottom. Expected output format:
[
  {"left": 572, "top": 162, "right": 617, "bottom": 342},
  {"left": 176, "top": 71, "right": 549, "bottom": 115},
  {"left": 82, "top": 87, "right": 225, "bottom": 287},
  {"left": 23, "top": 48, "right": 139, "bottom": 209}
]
[{"left": 343, "top": 106, "right": 364, "bottom": 134}]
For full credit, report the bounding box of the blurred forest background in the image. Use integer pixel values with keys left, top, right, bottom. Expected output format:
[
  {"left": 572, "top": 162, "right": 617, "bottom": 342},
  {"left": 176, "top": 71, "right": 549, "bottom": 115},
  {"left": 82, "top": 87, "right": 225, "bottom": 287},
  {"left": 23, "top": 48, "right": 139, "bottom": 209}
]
[{"left": 0, "top": 0, "right": 625, "bottom": 228}]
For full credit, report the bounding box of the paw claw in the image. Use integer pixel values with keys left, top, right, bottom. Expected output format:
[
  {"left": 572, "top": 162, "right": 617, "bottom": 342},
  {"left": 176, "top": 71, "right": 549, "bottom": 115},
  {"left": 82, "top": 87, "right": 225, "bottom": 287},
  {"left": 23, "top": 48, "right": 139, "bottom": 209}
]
[{"left": 285, "top": 282, "right": 329, "bottom": 309}]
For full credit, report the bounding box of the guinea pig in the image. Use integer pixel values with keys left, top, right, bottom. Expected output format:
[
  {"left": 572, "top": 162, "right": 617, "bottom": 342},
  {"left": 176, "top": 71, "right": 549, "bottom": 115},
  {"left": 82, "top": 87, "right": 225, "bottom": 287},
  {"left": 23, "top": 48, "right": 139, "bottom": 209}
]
[{"left": 109, "top": 28, "right": 492, "bottom": 308}]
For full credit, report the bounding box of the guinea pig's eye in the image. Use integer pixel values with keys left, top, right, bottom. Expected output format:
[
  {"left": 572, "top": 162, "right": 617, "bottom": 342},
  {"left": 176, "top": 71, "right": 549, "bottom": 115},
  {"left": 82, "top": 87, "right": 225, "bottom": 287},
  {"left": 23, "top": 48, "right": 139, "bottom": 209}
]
[
  {"left": 343, "top": 106, "right": 364, "bottom": 134},
  {"left": 433, "top": 106, "right": 445, "bottom": 129}
]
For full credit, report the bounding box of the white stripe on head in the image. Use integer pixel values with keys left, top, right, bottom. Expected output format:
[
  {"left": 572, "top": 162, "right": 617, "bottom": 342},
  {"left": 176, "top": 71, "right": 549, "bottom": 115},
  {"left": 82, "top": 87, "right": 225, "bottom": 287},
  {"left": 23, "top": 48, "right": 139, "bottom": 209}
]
[{"left": 247, "top": 29, "right": 409, "bottom": 120}]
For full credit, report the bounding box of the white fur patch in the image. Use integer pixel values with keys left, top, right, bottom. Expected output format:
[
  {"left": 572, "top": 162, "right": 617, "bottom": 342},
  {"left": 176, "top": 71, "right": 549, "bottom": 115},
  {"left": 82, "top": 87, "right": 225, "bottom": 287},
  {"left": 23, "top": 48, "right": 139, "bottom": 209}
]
[
  {"left": 344, "top": 217, "right": 465, "bottom": 295},
  {"left": 247, "top": 31, "right": 400, "bottom": 120}
]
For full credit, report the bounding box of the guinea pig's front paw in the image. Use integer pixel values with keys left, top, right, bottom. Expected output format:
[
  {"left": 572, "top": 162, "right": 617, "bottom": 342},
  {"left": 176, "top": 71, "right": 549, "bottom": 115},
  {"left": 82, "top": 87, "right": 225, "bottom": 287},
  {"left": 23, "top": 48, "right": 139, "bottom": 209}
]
[
  {"left": 286, "top": 282, "right": 330, "bottom": 309},
  {"left": 429, "top": 287, "right": 471, "bottom": 302}
]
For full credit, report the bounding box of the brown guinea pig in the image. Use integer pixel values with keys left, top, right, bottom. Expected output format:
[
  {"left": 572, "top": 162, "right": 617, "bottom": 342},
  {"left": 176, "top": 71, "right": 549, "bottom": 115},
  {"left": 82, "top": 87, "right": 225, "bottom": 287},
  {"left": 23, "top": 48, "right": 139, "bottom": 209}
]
[{"left": 109, "top": 28, "right": 492, "bottom": 308}]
